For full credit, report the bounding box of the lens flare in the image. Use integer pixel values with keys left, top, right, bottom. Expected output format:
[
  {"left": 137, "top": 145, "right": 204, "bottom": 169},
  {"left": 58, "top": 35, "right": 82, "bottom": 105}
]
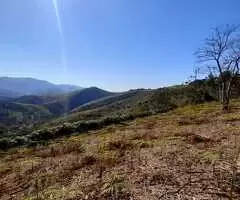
[
  {"left": 52, "top": 0, "right": 67, "bottom": 76},
  {"left": 52, "top": 0, "right": 69, "bottom": 114},
  {"left": 52, "top": 0, "right": 62, "bottom": 34}
]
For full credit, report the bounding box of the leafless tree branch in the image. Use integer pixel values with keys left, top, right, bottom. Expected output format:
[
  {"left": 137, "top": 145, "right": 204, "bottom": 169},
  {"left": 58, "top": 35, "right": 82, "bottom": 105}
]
[{"left": 195, "top": 24, "right": 240, "bottom": 111}]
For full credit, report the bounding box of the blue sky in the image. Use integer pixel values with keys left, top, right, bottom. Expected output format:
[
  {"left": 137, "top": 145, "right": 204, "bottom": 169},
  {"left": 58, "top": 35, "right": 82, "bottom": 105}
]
[{"left": 0, "top": 0, "right": 239, "bottom": 91}]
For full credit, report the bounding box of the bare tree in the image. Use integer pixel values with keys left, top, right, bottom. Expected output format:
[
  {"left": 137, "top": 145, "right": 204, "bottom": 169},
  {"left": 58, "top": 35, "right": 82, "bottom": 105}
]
[{"left": 196, "top": 24, "right": 240, "bottom": 112}]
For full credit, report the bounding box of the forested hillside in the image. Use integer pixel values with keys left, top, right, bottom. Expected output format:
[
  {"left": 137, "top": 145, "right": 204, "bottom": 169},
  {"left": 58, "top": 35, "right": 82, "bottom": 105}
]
[{"left": 1, "top": 77, "right": 239, "bottom": 150}]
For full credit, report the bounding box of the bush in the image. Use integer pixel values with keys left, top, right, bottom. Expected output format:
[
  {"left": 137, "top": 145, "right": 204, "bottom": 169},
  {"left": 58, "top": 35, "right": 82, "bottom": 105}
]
[
  {"left": 101, "top": 174, "right": 131, "bottom": 200},
  {"left": 0, "top": 138, "right": 11, "bottom": 150},
  {"left": 15, "top": 136, "right": 28, "bottom": 146},
  {"left": 106, "top": 140, "right": 134, "bottom": 151},
  {"left": 81, "top": 155, "right": 97, "bottom": 166}
]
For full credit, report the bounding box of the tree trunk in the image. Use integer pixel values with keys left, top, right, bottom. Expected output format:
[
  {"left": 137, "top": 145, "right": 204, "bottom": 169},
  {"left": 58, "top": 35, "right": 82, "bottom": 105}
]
[
  {"left": 218, "top": 82, "right": 222, "bottom": 103},
  {"left": 221, "top": 81, "right": 231, "bottom": 112}
]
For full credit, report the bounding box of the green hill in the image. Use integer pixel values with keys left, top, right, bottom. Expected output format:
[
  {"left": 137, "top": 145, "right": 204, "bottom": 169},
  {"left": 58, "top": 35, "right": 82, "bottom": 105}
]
[
  {"left": 0, "top": 102, "right": 52, "bottom": 125},
  {"left": 9, "top": 87, "right": 114, "bottom": 116},
  {"left": 1, "top": 78, "right": 240, "bottom": 150},
  {"left": 49, "top": 81, "right": 215, "bottom": 126},
  {"left": 0, "top": 79, "right": 217, "bottom": 149},
  {"left": 13, "top": 95, "right": 59, "bottom": 105},
  {"left": 0, "top": 87, "right": 115, "bottom": 142},
  {"left": 44, "top": 87, "right": 115, "bottom": 115}
]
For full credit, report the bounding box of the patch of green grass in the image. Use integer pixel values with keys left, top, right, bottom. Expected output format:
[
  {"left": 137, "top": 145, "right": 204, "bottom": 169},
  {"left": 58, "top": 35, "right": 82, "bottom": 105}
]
[
  {"left": 0, "top": 164, "right": 12, "bottom": 176},
  {"left": 173, "top": 102, "right": 220, "bottom": 116},
  {"left": 199, "top": 150, "right": 220, "bottom": 162},
  {"left": 221, "top": 113, "right": 240, "bottom": 122},
  {"left": 152, "top": 135, "right": 185, "bottom": 148},
  {"left": 101, "top": 173, "right": 130, "bottom": 199},
  {"left": 223, "top": 126, "right": 240, "bottom": 137}
]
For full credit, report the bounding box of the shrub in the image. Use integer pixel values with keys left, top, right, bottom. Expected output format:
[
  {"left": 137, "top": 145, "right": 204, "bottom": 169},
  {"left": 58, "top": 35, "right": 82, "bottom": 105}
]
[
  {"left": 0, "top": 138, "right": 11, "bottom": 150},
  {"left": 15, "top": 136, "right": 28, "bottom": 146},
  {"left": 101, "top": 174, "right": 131, "bottom": 200},
  {"left": 106, "top": 140, "right": 134, "bottom": 151},
  {"left": 81, "top": 155, "right": 97, "bottom": 166}
]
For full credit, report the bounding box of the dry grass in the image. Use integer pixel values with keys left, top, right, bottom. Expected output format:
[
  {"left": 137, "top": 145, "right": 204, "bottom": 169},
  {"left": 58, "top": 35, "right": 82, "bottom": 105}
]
[{"left": 0, "top": 100, "right": 240, "bottom": 199}]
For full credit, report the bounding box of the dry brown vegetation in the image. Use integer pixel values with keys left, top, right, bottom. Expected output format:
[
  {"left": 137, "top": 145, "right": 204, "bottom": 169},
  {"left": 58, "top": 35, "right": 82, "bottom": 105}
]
[{"left": 0, "top": 100, "right": 240, "bottom": 199}]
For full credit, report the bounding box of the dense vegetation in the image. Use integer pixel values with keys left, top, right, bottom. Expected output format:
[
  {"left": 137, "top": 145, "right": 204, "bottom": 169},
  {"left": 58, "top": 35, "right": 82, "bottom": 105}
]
[
  {"left": 45, "top": 87, "right": 114, "bottom": 115},
  {"left": 0, "top": 87, "right": 113, "bottom": 126},
  {"left": 1, "top": 77, "right": 239, "bottom": 150}
]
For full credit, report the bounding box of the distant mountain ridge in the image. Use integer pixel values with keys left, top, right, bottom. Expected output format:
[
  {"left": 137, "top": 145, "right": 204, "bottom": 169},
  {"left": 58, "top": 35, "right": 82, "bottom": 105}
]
[
  {"left": 0, "top": 77, "right": 82, "bottom": 97},
  {"left": 0, "top": 88, "right": 21, "bottom": 101},
  {"left": 43, "top": 87, "right": 115, "bottom": 115},
  {"left": 0, "top": 87, "right": 115, "bottom": 127},
  {"left": 56, "top": 84, "right": 82, "bottom": 93}
]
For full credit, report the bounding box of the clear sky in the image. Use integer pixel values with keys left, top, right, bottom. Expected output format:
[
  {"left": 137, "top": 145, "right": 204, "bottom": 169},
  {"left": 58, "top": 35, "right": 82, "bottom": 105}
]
[{"left": 0, "top": 0, "right": 239, "bottom": 91}]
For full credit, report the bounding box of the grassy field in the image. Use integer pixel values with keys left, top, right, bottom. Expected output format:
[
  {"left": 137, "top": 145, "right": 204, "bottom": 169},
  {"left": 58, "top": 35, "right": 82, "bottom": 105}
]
[{"left": 0, "top": 100, "right": 240, "bottom": 199}]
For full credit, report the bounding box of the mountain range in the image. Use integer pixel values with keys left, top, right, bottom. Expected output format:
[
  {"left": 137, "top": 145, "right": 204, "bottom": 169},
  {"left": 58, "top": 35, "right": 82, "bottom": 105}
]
[
  {"left": 0, "top": 77, "right": 82, "bottom": 99},
  {"left": 1, "top": 76, "right": 239, "bottom": 146}
]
